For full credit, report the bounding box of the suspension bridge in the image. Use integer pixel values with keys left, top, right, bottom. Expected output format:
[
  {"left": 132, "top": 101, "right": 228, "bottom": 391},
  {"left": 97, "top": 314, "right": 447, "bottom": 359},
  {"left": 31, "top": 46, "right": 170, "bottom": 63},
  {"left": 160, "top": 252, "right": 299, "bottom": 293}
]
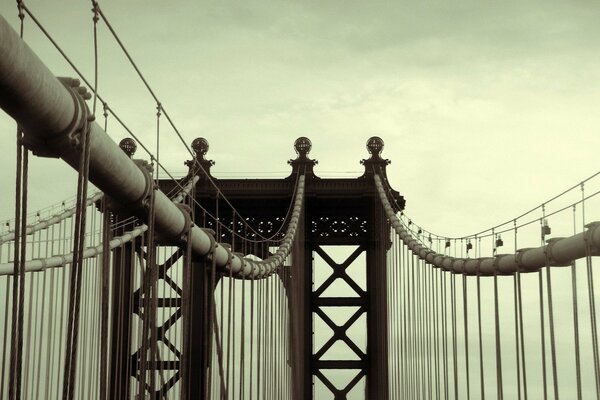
[{"left": 1, "top": 2, "right": 600, "bottom": 400}]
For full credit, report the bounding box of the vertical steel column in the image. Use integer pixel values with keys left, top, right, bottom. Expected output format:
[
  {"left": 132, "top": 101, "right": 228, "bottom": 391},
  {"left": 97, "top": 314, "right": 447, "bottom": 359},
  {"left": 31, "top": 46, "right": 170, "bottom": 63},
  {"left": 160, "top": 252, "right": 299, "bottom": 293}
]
[
  {"left": 366, "top": 197, "right": 390, "bottom": 399},
  {"left": 285, "top": 195, "right": 309, "bottom": 400},
  {"left": 108, "top": 224, "right": 136, "bottom": 400},
  {"left": 182, "top": 259, "right": 214, "bottom": 399}
]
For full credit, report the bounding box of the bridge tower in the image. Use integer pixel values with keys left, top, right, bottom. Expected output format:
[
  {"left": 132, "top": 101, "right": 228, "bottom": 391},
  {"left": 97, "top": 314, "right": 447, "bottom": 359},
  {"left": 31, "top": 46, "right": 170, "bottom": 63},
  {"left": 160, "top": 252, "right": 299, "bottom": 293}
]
[
  {"left": 191, "top": 137, "right": 402, "bottom": 400},
  {"left": 108, "top": 136, "right": 404, "bottom": 399}
]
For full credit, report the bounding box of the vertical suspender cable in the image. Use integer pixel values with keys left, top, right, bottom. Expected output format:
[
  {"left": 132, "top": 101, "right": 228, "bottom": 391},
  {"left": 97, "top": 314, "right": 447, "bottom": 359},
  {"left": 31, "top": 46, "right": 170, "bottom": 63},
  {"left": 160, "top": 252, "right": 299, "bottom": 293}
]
[
  {"left": 9, "top": 4, "right": 26, "bottom": 399},
  {"left": 493, "top": 233, "right": 504, "bottom": 400},
  {"left": 515, "top": 220, "right": 529, "bottom": 400},
  {"left": 62, "top": 103, "right": 93, "bottom": 400},
  {"left": 463, "top": 274, "right": 471, "bottom": 400},
  {"left": 582, "top": 183, "right": 600, "bottom": 399},
  {"left": 451, "top": 273, "right": 458, "bottom": 400},
  {"left": 477, "top": 271, "right": 485, "bottom": 400},
  {"left": 538, "top": 264, "right": 548, "bottom": 399},
  {"left": 513, "top": 221, "right": 522, "bottom": 400},
  {"left": 249, "top": 261, "right": 254, "bottom": 400},
  {"left": 442, "top": 269, "right": 448, "bottom": 400},
  {"left": 542, "top": 215, "right": 559, "bottom": 400},
  {"left": 571, "top": 205, "right": 582, "bottom": 400},
  {"left": 434, "top": 263, "right": 440, "bottom": 400}
]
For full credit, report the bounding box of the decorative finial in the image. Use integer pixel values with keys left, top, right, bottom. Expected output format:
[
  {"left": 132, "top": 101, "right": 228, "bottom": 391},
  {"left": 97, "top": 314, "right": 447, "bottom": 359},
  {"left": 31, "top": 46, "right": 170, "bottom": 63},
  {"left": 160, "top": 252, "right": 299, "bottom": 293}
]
[
  {"left": 366, "top": 136, "right": 384, "bottom": 158},
  {"left": 186, "top": 137, "right": 215, "bottom": 176},
  {"left": 288, "top": 136, "right": 317, "bottom": 178},
  {"left": 360, "top": 136, "right": 390, "bottom": 177},
  {"left": 294, "top": 137, "right": 312, "bottom": 157},
  {"left": 119, "top": 138, "right": 137, "bottom": 158},
  {"left": 191, "top": 137, "right": 210, "bottom": 157}
]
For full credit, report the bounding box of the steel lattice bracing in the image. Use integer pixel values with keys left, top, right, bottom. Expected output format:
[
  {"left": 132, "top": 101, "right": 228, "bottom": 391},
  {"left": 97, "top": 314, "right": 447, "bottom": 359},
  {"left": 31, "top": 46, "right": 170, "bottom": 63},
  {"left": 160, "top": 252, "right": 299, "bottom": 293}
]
[{"left": 160, "top": 140, "right": 403, "bottom": 399}]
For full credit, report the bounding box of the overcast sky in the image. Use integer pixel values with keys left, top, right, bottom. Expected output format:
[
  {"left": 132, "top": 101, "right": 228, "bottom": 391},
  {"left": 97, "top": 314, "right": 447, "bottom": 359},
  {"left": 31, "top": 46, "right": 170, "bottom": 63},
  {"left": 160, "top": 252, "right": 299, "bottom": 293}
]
[{"left": 1, "top": 0, "right": 600, "bottom": 237}]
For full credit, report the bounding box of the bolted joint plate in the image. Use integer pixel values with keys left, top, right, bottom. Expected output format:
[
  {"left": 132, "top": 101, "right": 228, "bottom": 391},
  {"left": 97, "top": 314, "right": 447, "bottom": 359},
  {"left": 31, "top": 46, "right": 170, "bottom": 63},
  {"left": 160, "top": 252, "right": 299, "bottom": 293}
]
[{"left": 22, "top": 77, "right": 92, "bottom": 158}]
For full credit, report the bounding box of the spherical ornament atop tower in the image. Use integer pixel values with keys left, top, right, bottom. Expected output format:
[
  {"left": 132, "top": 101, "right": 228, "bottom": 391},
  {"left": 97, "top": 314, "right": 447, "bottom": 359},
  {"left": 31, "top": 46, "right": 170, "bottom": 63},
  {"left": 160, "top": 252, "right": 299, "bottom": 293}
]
[
  {"left": 294, "top": 137, "right": 312, "bottom": 157},
  {"left": 366, "top": 136, "right": 384, "bottom": 158},
  {"left": 191, "top": 137, "right": 210, "bottom": 157},
  {"left": 119, "top": 138, "right": 137, "bottom": 158}
]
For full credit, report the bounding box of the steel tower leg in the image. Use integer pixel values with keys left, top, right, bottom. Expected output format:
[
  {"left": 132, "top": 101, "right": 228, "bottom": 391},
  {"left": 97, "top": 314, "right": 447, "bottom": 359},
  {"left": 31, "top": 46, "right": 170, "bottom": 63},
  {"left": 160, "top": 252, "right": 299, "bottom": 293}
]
[{"left": 108, "top": 225, "right": 136, "bottom": 399}]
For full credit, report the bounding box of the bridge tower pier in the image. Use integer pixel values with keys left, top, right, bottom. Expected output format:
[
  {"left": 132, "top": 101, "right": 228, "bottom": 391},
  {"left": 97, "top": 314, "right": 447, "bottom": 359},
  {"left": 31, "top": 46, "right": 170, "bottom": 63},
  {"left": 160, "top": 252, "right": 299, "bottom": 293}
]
[{"left": 108, "top": 136, "right": 403, "bottom": 400}]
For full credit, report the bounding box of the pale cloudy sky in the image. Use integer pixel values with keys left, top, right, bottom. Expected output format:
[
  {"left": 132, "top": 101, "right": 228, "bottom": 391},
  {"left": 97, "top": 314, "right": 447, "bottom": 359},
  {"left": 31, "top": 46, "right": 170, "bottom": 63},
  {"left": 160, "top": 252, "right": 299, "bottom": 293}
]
[{"left": 1, "top": 0, "right": 600, "bottom": 236}]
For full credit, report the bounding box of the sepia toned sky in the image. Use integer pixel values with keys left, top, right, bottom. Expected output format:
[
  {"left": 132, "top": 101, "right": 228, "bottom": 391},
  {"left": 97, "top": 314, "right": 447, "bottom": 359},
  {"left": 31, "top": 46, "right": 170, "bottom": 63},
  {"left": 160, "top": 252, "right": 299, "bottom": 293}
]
[
  {"left": 1, "top": 1, "right": 600, "bottom": 398},
  {"left": 1, "top": 0, "right": 600, "bottom": 235}
]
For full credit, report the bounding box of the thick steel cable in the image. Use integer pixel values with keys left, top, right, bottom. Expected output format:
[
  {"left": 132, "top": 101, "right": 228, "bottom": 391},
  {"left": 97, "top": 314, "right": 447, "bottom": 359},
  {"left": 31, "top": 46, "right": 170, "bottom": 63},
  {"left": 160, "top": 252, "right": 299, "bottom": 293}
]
[
  {"left": 375, "top": 174, "right": 600, "bottom": 277},
  {"left": 0, "top": 192, "right": 103, "bottom": 245},
  {"left": 0, "top": 176, "right": 197, "bottom": 275},
  {"left": 92, "top": 2, "right": 280, "bottom": 243},
  {"left": 16, "top": 2, "right": 281, "bottom": 248},
  {"left": 393, "top": 170, "right": 600, "bottom": 243}
]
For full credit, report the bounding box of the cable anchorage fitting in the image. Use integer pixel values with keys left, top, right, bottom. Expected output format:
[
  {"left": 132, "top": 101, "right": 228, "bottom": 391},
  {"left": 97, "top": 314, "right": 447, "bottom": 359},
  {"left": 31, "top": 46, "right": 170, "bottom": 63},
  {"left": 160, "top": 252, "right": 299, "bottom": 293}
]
[
  {"left": 21, "top": 77, "right": 92, "bottom": 158},
  {"left": 155, "top": 203, "right": 193, "bottom": 246},
  {"left": 584, "top": 221, "right": 600, "bottom": 255},
  {"left": 103, "top": 158, "right": 154, "bottom": 215},
  {"left": 544, "top": 237, "right": 570, "bottom": 267}
]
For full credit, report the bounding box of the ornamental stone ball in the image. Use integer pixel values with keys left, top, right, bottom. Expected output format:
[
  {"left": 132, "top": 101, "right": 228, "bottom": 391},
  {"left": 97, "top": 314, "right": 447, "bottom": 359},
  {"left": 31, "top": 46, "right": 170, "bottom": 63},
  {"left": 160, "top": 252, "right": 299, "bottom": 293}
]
[
  {"left": 294, "top": 137, "right": 312, "bottom": 156},
  {"left": 119, "top": 138, "right": 137, "bottom": 158},
  {"left": 366, "top": 136, "right": 384, "bottom": 157},
  {"left": 192, "top": 137, "right": 210, "bottom": 157}
]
